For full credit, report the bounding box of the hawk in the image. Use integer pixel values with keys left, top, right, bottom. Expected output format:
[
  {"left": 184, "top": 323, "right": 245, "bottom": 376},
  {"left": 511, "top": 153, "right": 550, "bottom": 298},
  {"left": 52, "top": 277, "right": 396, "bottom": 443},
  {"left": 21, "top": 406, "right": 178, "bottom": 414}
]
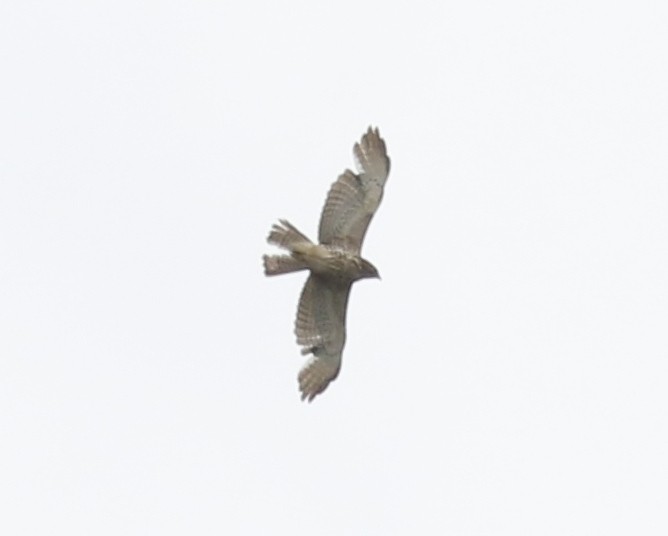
[{"left": 263, "top": 127, "right": 391, "bottom": 402}]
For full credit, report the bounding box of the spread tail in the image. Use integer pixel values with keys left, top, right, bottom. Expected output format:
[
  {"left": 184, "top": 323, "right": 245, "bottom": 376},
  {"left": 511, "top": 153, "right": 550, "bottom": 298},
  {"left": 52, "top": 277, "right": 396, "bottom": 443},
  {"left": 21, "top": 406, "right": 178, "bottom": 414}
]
[
  {"left": 267, "top": 219, "right": 312, "bottom": 251},
  {"left": 263, "top": 254, "right": 307, "bottom": 276}
]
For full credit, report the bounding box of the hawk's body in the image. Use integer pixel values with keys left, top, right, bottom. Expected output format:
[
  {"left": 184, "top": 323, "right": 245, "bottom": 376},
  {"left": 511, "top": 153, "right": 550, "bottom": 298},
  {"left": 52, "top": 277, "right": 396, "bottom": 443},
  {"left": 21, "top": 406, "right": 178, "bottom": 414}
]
[{"left": 263, "top": 127, "right": 390, "bottom": 401}]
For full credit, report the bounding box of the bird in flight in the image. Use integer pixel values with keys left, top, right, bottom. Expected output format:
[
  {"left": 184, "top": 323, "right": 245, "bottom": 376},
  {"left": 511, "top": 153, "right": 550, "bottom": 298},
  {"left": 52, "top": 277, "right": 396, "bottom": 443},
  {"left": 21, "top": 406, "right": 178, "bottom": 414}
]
[{"left": 263, "top": 127, "right": 391, "bottom": 402}]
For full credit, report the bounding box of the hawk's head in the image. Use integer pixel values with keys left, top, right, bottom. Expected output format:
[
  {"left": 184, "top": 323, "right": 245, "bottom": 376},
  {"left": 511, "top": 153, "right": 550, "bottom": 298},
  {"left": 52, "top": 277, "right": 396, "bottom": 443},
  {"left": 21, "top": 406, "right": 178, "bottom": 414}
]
[{"left": 359, "top": 258, "right": 380, "bottom": 280}]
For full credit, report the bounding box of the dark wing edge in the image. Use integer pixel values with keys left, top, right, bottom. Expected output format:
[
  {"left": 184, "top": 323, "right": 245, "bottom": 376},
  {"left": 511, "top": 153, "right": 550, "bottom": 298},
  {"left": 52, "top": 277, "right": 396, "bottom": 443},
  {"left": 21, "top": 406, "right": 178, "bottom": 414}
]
[{"left": 353, "top": 126, "right": 391, "bottom": 185}]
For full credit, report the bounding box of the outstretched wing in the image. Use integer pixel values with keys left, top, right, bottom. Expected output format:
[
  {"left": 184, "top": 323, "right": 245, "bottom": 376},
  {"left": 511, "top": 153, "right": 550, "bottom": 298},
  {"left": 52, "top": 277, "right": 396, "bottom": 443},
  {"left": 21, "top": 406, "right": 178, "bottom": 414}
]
[
  {"left": 318, "top": 127, "right": 390, "bottom": 254},
  {"left": 294, "top": 274, "right": 352, "bottom": 402}
]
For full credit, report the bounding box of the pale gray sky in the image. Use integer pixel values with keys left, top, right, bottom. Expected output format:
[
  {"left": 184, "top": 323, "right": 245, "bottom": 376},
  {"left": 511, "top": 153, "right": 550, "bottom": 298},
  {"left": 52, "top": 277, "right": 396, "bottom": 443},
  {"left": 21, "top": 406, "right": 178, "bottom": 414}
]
[{"left": 1, "top": 1, "right": 667, "bottom": 534}]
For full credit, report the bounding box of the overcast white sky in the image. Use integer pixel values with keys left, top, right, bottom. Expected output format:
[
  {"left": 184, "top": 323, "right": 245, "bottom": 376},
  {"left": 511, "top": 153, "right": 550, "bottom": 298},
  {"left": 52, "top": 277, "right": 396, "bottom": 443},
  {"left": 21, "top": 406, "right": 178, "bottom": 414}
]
[{"left": 1, "top": 1, "right": 667, "bottom": 534}]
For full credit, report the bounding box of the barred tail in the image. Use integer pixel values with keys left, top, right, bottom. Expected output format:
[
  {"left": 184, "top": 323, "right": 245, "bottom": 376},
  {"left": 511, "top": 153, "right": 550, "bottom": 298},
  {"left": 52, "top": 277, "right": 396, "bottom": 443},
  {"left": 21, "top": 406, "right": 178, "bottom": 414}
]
[
  {"left": 263, "top": 254, "right": 307, "bottom": 276},
  {"left": 267, "top": 219, "right": 312, "bottom": 251}
]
